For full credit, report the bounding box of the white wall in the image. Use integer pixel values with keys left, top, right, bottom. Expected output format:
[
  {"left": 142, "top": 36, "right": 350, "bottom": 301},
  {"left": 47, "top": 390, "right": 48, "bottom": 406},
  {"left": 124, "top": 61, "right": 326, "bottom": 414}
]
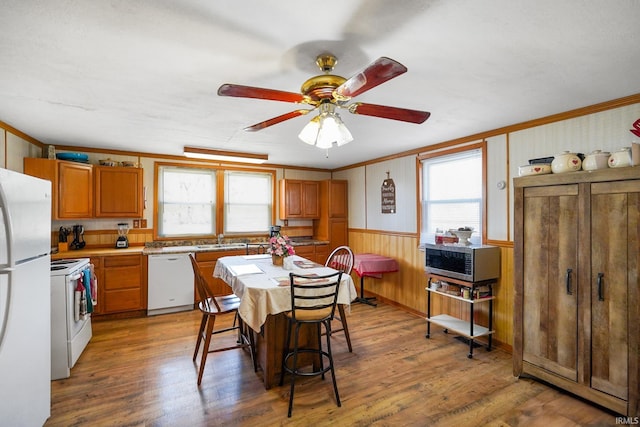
[
  {"left": 344, "top": 102, "right": 640, "bottom": 243},
  {"left": 486, "top": 134, "right": 509, "bottom": 241},
  {"left": 508, "top": 103, "right": 640, "bottom": 238}
]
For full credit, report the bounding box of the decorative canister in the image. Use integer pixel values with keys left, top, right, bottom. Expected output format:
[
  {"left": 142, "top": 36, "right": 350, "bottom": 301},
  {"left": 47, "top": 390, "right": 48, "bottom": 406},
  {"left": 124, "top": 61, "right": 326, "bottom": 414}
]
[
  {"left": 551, "top": 151, "right": 582, "bottom": 174},
  {"left": 272, "top": 255, "right": 284, "bottom": 266},
  {"left": 608, "top": 147, "right": 632, "bottom": 168},
  {"left": 582, "top": 150, "right": 610, "bottom": 171}
]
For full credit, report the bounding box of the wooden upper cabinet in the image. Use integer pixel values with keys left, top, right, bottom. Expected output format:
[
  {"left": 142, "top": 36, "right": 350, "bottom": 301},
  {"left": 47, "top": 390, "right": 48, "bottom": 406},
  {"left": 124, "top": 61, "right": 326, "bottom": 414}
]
[
  {"left": 59, "top": 162, "right": 93, "bottom": 218},
  {"left": 94, "top": 166, "right": 144, "bottom": 217},
  {"left": 302, "top": 181, "right": 319, "bottom": 217},
  {"left": 24, "top": 158, "right": 93, "bottom": 219},
  {"left": 279, "top": 179, "right": 319, "bottom": 219}
]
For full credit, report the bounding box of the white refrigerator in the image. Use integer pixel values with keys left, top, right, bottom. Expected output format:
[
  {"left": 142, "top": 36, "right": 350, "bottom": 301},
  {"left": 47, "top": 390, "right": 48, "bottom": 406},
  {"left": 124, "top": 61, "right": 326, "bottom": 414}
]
[{"left": 0, "top": 168, "right": 52, "bottom": 426}]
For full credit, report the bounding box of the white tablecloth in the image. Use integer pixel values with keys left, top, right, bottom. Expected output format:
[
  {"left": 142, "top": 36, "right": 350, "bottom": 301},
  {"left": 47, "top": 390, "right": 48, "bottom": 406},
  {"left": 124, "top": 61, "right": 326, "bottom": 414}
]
[{"left": 214, "top": 254, "right": 357, "bottom": 331}]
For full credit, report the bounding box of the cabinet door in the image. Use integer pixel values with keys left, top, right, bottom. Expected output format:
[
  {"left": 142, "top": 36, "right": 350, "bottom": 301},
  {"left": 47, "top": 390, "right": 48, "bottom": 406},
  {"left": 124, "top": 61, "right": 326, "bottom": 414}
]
[
  {"left": 590, "top": 181, "right": 640, "bottom": 400},
  {"left": 315, "top": 244, "right": 329, "bottom": 265},
  {"left": 522, "top": 185, "right": 579, "bottom": 381},
  {"left": 95, "top": 167, "right": 143, "bottom": 217},
  {"left": 280, "top": 180, "right": 303, "bottom": 218},
  {"left": 302, "top": 181, "right": 319, "bottom": 218},
  {"left": 58, "top": 162, "right": 93, "bottom": 218},
  {"left": 329, "top": 218, "right": 348, "bottom": 251},
  {"left": 329, "top": 180, "right": 348, "bottom": 218}
]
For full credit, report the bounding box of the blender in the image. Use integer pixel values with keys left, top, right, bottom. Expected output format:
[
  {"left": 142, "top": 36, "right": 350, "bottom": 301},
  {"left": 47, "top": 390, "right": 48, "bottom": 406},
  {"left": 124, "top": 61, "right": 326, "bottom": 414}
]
[{"left": 116, "top": 223, "right": 129, "bottom": 248}]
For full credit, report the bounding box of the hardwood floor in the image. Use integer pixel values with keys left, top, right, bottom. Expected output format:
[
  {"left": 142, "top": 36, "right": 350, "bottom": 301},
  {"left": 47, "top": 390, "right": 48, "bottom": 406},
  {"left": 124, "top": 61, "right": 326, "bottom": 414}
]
[{"left": 47, "top": 302, "right": 618, "bottom": 426}]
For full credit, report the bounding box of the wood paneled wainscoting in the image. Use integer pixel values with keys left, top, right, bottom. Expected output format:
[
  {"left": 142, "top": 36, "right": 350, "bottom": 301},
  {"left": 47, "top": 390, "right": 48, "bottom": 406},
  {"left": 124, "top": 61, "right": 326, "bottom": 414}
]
[{"left": 348, "top": 229, "right": 514, "bottom": 350}]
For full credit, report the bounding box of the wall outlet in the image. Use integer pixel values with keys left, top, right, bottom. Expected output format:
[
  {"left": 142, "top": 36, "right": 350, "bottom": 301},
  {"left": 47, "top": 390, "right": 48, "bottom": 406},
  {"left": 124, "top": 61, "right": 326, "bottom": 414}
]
[
  {"left": 141, "top": 219, "right": 147, "bottom": 228},
  {"left": 133, "top": 219, "right": 140, "bottom": 228}
]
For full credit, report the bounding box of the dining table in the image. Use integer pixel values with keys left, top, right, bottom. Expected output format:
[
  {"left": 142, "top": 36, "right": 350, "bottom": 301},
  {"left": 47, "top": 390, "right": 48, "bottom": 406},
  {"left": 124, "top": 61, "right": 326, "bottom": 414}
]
[
  {"left": 213, "top": 253, "right": 357, "bottom": 389},
  {"left": 352, "top": 253, "right": 399, "bottom": 307}
]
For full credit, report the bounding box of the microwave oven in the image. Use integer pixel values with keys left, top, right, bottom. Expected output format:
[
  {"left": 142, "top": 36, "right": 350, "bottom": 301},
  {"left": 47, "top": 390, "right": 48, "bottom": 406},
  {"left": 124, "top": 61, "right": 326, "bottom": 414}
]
[{"left": 424, "top": 243, "right": 500, "bottom": 282}]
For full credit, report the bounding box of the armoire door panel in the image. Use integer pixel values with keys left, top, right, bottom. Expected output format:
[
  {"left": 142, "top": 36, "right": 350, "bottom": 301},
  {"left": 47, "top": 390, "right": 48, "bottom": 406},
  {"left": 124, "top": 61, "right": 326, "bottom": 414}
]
[
  {"left": 522, "top": 190, "right": 578, "bottom": 381},
  {"left": 591, "top": 191, "right": 631, "bottom": 400}
]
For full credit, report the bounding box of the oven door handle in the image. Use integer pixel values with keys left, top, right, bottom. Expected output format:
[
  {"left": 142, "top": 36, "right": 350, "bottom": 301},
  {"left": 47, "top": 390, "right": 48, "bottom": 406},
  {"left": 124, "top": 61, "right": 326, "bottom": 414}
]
[{"left": 69, "top": 272, "right": 84, "bottom": 282}]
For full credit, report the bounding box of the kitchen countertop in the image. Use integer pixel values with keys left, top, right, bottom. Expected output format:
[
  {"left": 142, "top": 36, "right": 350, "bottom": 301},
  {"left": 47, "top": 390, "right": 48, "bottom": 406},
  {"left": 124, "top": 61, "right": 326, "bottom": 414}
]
[
  {"left": 51, "top": 246, "right": 145, "bottom": 260},
  {"left": 51, "top": 239, "right": 329, "bottom": 259}
]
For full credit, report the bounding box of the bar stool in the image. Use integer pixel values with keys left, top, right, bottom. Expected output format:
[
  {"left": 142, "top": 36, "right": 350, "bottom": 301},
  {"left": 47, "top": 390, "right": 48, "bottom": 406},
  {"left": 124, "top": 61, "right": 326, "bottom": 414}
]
[{"left": 279, "top": 271, "right": 343, "bottom": 417}]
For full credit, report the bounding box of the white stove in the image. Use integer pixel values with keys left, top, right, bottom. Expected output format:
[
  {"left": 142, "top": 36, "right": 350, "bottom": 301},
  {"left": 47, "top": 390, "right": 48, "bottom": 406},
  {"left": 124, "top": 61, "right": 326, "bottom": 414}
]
[
  {"left": 51, "top": 258, "right": 90, "bottom": 275},
  {"left": 50, "top": 257, "right": 93, "bottom": 380}
]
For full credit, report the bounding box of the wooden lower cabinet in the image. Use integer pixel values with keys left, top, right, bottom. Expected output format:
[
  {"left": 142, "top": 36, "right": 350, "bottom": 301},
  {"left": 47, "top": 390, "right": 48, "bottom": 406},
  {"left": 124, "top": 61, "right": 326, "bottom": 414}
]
[
  {"left": 293, "top": 244, "right": 314, "bottom": 261},
  {"left": 514, "top": 168, "right": 640, "bottom": 416},
  {"left": 92, "top": 254, "right": 147, "bottom": 317},
  {"left": 292, "top": 244, "right": 328, "bottom": 264},
  {"left": 194, "top": 249, "right": 246, "bottom": 300},
  {"left": 314, "top": 244, "right": 329, "bottom": 265}
]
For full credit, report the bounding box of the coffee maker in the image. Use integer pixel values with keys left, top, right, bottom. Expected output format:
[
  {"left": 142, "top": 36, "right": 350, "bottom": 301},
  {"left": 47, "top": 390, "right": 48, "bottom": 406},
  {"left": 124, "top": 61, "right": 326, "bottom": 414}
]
[
  {"left": 269, "top": 225, "right": 281, "bottom": 237},
  {"left": 116, "top": 223, "right": 129, "bottom": 248}
]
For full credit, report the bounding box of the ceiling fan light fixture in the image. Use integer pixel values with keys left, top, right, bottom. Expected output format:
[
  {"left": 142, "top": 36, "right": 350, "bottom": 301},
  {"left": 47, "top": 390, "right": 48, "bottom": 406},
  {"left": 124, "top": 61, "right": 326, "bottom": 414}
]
[
  {"left": 298, "top": 102, "right": 353, "bottom": 149},
  {"left": 298, "top": 116, "right": 320, "bottom": 145},
  {"left": 183, "top": 146, "right": 268, "bottom": 164}
]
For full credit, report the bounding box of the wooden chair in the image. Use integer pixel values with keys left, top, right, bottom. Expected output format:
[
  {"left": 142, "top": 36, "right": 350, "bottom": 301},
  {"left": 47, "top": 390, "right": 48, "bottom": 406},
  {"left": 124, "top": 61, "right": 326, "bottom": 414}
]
[
  {"left": 279, "top": 271, "right": 343, "bottom": 417},
  {"left": 189, "top": 254, "right": 256, "bottom": 386},
  {"left": 325, "top": 246, "right": 354, "bottom": 352}
]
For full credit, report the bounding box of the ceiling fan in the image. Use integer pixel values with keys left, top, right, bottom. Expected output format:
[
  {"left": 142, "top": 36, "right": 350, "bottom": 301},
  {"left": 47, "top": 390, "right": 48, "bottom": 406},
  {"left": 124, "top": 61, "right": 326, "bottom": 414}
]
[{"left": 217, "top": 54, "right": 430, "bottom": 148}]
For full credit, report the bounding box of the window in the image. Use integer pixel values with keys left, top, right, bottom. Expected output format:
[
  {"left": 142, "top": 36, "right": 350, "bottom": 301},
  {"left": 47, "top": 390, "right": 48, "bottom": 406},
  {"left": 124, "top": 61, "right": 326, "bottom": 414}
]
[
  {"left": 224, "top": 171, "right": 272, "bottom": 234},
  {"left": 420, "top": 148, "right": 483, "bottom": 245},
  {"left": 157, "top": 166, "right": 217, "bottom": 237}
]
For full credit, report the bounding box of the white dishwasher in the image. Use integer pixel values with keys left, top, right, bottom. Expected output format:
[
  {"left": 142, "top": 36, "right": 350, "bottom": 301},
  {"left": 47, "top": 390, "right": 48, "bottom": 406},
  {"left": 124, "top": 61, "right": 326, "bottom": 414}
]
[{"left": 147, "top": 253, "right": 195, "bottom": 315}]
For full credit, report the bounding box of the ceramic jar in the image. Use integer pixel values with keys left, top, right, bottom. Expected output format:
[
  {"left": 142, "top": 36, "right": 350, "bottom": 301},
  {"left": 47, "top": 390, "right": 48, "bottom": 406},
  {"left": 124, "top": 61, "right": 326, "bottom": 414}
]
[
  {"left": 608, "top": 147, "right": 632, "bottom": 168},
  {"left": 582, "top": 150, "right": 610, "bottom": 171},
  {"left": 551, "top": 151, "right": 582, "bottom": 174}
]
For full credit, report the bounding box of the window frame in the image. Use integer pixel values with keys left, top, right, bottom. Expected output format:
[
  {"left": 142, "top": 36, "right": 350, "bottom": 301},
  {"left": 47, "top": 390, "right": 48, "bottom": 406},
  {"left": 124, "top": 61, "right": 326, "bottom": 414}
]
[
  {"left": 153, "top": 162, "right": 276, "bottom": 241},
  {"left": 222, "top": 169, "right": 275, "bottom": 235},
  {"left": 417, "top": 141, "right": 487, "bottom": 246}
]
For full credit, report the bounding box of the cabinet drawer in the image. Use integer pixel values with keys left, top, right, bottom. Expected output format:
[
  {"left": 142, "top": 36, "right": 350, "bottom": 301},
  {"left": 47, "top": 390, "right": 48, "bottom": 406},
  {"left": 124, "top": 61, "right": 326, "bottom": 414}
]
[
  {"left": 104, "top": 289, "right": 142, "bottom": 312},
  {"left": 104, "top": 255, "right": 141, "bottom": 268},
  {"left": 103, "top": 266, "right": 142, "bottom": 290}
]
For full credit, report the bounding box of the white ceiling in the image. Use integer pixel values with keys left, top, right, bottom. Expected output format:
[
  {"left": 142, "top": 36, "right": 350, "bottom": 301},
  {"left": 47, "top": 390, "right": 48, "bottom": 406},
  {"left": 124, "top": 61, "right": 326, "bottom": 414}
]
[{"left": 1, "top": 0, "right": 639, "bottom": 169}]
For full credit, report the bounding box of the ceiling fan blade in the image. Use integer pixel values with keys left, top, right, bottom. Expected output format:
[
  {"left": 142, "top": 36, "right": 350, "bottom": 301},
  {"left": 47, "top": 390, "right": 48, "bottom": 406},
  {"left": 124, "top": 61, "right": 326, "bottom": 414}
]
[
  {"left": 244, "top": 109, "right": 312, "bottom": 132},
  {"left": 333, "top": 57, "right": 408, "bottom": 100},
  {"left": 348, "top": 103, "right": 430, "bottom": 124},
  {"left": 218, "top": 84, "right": 305, "bottom": 103}
]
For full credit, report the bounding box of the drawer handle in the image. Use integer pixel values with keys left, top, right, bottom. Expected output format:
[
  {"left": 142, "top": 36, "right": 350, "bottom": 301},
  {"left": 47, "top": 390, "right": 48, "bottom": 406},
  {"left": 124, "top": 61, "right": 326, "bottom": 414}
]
[
  {"left": 597, "top": 272, "right": 605, "bottom": 301},
  {"left": 565, "top": 268, "right": 573, "bottom": 295}
]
